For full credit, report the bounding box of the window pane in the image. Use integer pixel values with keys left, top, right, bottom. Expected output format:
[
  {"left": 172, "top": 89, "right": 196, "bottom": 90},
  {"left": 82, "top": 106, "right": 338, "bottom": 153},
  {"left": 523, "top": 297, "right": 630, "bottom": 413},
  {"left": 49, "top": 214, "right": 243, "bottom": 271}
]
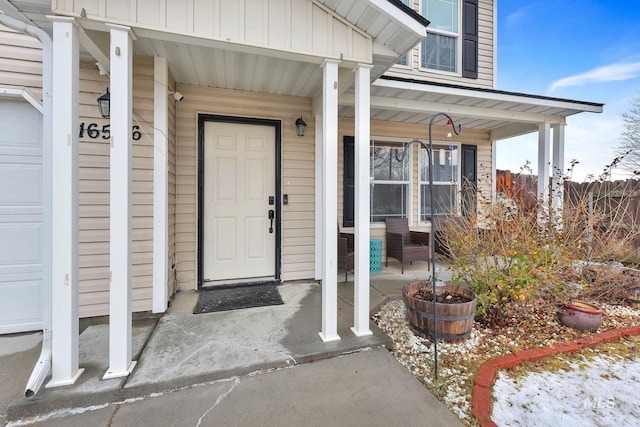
[
  {"left": 420, "top": 146, "right": 458, "bottom": 182},
  {"left": 421, "top": 33, "right": 456, "bottom": 72},
  {"left": 397, "top": 0, "right": 410, "bottom": 67},
  {"left": 420, "top": 184, "right": 456, "bottom": 218},
  {"left": 371, "top": 183, "right": 408, "bottom": 222},
  {"left": 371, "top": 144, "right": 408, "bottom": 181},
  {"left": 422, "top": 0, "right": 458, "bottom": 32}
]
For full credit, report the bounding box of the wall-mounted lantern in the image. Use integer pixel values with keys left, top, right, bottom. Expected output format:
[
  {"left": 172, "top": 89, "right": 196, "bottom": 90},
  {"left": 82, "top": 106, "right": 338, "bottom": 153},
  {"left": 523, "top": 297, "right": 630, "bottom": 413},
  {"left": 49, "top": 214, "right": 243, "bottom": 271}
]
[
  {"left": 295, "top": 116, "right": 307, "bottom": 137},
  {"left": 97, "top": 88, "right": 110, "bottom": 119}
]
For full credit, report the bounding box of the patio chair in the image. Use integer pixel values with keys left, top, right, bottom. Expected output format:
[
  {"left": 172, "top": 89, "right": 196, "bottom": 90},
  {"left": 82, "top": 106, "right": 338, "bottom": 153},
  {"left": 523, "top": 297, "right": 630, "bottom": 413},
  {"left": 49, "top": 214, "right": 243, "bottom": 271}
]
[
  {"left": 431, "top": 215, "right": 466, "bottom": 259},
  {"left": 337, "top": 227, "right": 355, "bottom": 282},
  {"left": 385, "top": 218, "right": 430, "bottom": 274}
]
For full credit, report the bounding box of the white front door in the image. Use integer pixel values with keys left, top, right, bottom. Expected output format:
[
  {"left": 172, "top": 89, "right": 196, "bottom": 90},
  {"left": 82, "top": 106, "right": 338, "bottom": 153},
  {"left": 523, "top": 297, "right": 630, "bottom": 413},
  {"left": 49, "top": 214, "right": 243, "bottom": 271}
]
[
  {"left": 203, "top": 121, "right": 276, "bottom": 283},
  {"left": 0, "top": 98, "right": 43, "bottom": 334}
]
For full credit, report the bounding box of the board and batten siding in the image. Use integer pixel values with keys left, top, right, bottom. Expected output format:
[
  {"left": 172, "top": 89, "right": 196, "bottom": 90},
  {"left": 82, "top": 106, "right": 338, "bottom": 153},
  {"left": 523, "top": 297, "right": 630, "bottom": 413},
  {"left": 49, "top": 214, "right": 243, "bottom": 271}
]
[
  {"left": 337, "top": 118, "right": 491, "bottom": 259},
  {"left": 52, "top": 0, "right": 371, "bottom": 65},
  {"left": 77, "top": 56, "right": 155, "bottom": 317},
  {"left": 384, "top": 0, "right": 495, "bottom": 89},
  {"left": 0, "top": 24, "right": 43, "bottom": 98},
  {"left": 175, "top": 85, "right": 315, "bottom": 289}
]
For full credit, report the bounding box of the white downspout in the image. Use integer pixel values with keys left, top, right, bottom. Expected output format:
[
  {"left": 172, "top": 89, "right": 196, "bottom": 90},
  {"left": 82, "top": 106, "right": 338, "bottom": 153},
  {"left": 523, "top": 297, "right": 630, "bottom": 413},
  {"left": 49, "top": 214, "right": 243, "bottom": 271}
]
[{"left": 0, "top": 11, "right": 53, "bottom": 397}]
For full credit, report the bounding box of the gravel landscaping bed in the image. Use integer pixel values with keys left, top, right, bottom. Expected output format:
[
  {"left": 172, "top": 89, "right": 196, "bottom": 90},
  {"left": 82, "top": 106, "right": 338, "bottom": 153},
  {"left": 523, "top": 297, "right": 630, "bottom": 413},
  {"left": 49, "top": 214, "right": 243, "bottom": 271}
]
[{"left": 373, "top": 299, "right": 640, "bottom": 426}]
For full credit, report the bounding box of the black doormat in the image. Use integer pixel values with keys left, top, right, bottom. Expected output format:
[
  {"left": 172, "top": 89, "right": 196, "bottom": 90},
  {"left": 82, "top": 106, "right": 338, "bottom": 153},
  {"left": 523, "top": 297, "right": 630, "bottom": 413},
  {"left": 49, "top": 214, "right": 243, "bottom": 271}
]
[{"left": 194, "top": 281, "right": 283, "bottom": 314}]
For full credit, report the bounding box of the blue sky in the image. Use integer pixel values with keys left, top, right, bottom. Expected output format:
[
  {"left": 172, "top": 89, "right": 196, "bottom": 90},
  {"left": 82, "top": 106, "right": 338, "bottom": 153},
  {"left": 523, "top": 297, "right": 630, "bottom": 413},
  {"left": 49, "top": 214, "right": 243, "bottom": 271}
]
[{"left": 496, "top": 0, "right": 640, "bottom": 181}]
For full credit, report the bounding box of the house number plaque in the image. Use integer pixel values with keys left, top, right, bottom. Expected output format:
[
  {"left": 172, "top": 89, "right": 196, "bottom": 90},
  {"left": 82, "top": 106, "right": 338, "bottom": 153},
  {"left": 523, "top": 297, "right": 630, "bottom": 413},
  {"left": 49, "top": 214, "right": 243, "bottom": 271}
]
[{"left": 79, "top": 122, "right": 142, "bottom": 141}]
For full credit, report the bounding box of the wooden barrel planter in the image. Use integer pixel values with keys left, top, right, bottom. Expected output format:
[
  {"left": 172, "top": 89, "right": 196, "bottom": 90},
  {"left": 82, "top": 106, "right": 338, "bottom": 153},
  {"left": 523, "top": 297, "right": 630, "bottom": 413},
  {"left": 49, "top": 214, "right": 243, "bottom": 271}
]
[{"left": 402, "top": 281, "right": 477, "bottom": 343}]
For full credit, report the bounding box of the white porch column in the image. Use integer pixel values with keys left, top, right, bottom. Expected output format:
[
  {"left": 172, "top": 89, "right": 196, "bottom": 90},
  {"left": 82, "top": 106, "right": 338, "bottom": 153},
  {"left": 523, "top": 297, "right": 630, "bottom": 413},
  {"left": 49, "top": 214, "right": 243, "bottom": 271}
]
[
  {"left": 47, "top": 17, "right": 84, "bottom": 388},
  {"left": 491, "top": 140, "right": 497, "bottom": 200},
  {"left": 352, "top": 64, "right": 372, "bottom": 337},
  {"left": 105, "top": 24, "right": 137, "bottom": 379},
  {"left": 152, "top": 56, "right": 169, "bottom": 313},
  {"left": 537, "top": 123, "right": 551, "bottom": 205},
  {"left": 314, "top": 114, "right": 323, "bottom": 280},
  {"left": 551, "top": 124, "right": 565, "bottom": 213},
  {"left": 319, "top": 59, "right": 340, "bottom": 343}
]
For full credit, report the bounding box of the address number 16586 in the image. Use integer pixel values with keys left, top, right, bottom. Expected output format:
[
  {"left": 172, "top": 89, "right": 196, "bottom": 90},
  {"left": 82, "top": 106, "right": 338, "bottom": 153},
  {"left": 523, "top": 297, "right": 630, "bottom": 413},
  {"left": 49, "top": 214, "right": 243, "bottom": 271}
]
[{"left": 79, "top": 122, "right": 142, "bottom": 141}]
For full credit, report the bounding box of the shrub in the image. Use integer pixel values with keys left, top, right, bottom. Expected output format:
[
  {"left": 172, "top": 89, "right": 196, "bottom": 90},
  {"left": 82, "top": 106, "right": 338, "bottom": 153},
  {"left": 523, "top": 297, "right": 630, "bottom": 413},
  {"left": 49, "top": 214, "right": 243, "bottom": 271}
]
[{"left": 442, "top": 161, "right": 640, "bottom": 326}]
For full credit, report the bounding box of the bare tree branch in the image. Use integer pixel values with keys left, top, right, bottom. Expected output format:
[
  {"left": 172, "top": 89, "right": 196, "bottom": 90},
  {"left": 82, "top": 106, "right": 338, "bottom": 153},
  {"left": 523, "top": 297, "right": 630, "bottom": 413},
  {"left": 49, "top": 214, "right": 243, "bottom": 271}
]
[{"left": 616, "top": 95, "right": 640, "bottom": 173}]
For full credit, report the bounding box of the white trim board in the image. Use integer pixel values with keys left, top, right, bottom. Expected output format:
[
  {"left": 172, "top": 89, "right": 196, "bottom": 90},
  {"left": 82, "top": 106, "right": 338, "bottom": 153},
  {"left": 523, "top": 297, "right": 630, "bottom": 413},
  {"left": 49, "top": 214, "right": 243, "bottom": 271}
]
[{"left": 0, "top": 87, "right": 43, "bottom": 113}]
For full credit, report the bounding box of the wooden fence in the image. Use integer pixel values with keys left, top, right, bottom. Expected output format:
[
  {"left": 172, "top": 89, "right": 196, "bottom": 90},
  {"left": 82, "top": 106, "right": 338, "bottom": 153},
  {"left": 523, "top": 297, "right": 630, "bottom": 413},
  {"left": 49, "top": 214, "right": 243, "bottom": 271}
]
[{"left": 496, "top": 170, "right": 640, "bottom": 255}]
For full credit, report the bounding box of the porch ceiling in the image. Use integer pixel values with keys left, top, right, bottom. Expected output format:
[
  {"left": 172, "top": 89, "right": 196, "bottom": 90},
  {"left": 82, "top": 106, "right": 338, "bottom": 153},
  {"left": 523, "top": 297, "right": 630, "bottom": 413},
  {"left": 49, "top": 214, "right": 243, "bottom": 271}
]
[{"left": 134, "top": 39, "right": 325, "bottom": 97}]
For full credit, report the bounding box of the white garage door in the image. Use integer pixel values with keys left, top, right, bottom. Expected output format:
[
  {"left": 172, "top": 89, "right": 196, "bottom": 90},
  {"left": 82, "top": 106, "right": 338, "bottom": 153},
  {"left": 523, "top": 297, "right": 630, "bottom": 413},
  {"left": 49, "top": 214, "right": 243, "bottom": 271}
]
[{"left": 0, "top": 97, "right": 43, "bottom": 334}]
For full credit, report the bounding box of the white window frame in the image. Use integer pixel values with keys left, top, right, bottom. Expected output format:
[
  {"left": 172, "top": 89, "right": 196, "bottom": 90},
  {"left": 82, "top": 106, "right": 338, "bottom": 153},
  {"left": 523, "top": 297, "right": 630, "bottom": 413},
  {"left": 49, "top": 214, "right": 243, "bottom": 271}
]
[
  {"left": 393, "top": 0, "right": 414, "bottom": 70},
  {"left": 419, "top": 0, "right": 463, "bottom": 76},
  {"left": 370, "top": 137, "right": 413, "bottom": 226},
  {"left": 418, "top": 141, "right": 461, "bottom": 224},
  {"left": 394, "top": 51, "right": 413, "bottom": 69}
]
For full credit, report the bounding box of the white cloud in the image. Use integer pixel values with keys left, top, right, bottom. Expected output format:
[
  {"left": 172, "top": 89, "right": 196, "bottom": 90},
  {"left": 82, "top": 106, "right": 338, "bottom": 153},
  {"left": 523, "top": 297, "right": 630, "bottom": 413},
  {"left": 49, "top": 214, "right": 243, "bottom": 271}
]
[
  {"left": 549, "top": 61, "right": 640, "bottom": 92},
  {"left": 504, "top": 6, "right": 534, "bottom": 29}
]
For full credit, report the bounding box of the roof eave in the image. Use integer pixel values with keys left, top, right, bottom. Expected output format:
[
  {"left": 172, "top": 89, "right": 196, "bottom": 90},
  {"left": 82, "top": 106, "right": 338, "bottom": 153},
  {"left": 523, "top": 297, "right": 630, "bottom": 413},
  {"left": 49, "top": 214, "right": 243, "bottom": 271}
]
[{"left": 377, "top": 75, "right": 604, "bottom": 114}]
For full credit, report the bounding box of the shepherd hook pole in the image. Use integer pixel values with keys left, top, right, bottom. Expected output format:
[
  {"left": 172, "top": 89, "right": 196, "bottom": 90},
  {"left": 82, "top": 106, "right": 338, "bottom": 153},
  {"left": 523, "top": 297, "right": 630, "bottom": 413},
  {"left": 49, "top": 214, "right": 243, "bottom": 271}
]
[{"left": 401, "top": 113, "right": 461, "bottom": 381}]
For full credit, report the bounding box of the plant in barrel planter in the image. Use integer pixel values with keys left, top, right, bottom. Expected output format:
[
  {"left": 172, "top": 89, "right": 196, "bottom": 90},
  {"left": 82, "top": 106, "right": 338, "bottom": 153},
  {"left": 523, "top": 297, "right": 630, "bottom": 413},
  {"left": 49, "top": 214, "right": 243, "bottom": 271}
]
[{"left": 402, "top": 281, "right": 477, "bottom": 342}]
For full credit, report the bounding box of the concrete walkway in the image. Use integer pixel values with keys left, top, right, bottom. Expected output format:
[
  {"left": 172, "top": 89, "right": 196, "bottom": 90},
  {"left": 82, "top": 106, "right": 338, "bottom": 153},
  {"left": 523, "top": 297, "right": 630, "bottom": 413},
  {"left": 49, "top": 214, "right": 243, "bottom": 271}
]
[{"left": 2, "top": 261, "right": 462, "bottom": 426}]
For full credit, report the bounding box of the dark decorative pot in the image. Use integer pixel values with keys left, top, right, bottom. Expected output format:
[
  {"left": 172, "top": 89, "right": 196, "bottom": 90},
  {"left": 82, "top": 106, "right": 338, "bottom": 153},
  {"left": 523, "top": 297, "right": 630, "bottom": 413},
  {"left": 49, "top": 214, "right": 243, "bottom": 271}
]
[
  {"left": 402, "top": 281, "right": 477, "bottom": 343},
  {"left": 558, "top": 300, "right": 603, "bottom": 332}
]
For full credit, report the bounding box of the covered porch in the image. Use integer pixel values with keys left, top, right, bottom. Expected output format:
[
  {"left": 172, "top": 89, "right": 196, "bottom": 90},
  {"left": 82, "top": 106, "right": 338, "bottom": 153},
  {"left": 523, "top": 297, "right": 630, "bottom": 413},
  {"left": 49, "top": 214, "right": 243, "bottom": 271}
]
[{"left": 6, "top": 260, "right": 445, "bottom": 421}]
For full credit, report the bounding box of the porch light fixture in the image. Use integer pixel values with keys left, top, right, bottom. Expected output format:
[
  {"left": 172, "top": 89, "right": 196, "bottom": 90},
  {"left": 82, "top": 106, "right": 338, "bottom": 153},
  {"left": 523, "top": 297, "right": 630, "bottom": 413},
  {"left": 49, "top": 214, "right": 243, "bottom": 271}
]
[
  {"left": 97, "top": 88, "right": 110, "bottom": 119},
  {"left": 295, "top": 116, "right": 307, "bottom": 137},
  {"left": 400, "top": 113, "right": 462, "bottom": 382}
]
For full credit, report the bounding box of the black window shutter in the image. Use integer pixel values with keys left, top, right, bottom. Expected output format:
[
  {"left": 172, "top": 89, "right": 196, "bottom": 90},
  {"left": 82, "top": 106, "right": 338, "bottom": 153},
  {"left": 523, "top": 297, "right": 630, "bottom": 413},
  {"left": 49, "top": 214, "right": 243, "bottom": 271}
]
[
  {"left": 343, "top": 136, "right": 355, "bottom": 227},
  {"left": 462, "top": 0, "right": 479, "bottom": 79},
  {"left": 461, "top": 144, "right": 477, "bottom": 217}
]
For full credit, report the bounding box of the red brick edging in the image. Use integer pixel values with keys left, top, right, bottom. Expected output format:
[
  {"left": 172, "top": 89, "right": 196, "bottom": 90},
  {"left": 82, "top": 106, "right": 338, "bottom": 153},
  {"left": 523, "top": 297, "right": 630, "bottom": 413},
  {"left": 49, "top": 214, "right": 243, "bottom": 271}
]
[{"left": 471, "top": 325, "right": 640, "bottom": 427}]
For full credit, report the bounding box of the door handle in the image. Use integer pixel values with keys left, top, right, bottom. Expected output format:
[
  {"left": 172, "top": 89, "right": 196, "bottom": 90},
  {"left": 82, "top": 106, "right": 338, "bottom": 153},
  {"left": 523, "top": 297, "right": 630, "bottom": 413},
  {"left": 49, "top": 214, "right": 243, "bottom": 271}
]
[{"left": 268, "top": 209, "right": 275, "bottom": 233}]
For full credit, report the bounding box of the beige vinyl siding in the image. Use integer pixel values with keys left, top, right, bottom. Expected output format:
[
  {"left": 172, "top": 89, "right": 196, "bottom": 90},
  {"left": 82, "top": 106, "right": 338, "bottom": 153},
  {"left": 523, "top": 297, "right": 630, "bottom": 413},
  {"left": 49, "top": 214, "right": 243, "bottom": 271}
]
[
  {"left": 175, "top": 85, "right": 315, "bottom": 289},
  {"left": 476, "top": 138, "right": 493, "bottom": 223},
  {"left": 337, "top": 118, "right": 491, "bottom": 259},
  {"left": 0, "top": 25, "right": 43, "bottom": 98},
  {"left": 131, "top": 56, "right": 155, "bottom": 312},
  {"left": 78, "top": 56, "right": 155, "bottom": 317},
  {"left": 384, "top": 0, "right": 495, "bottom": 89},
  {"left": 477, "top": 0, "right": 495, "bottom": 87},
  {"left": 77, "top": 63, "right": 110, "bottom": 317},
  {"left": 168, "top": 71, "right": 177, "bottom": 296}
]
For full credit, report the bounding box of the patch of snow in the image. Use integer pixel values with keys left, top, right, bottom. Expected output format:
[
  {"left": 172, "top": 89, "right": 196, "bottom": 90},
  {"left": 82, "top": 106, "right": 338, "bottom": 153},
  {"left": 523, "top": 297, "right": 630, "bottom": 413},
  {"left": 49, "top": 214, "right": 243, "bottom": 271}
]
[{"left": 492, "top": 356, "right": 640, "bottom": 427}]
